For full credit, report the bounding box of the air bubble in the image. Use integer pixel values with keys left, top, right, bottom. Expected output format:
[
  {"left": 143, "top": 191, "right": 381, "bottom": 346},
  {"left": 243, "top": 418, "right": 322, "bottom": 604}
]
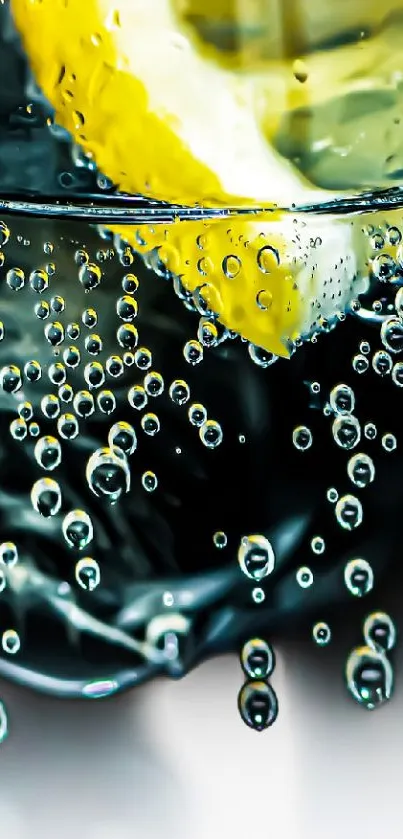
[
  {"left": 31, "top": 478, "right": 62, "bottom": 517},
  {"left": 34, "top": 436, "right": 62, "bottom": 471},
  {"left": 108, "top": 422, "right": 137, "bottom": 455},
  {"left": 41, "top": 394, "right": 60, "bottom": 419},
  {"left": 63, "top": 346, "right": 81, "bottom": 368},
  {"left": 0, "top": 221, "right": 10, "bottom": 246},
  {"left": 0, "top": 365, "right": 22, "bottom": 394},
  {"left": 238, "top": 681, "right": 278, "bottom": 731},
  {"left": 188, "top": 403, "right": 207, "bottom": 427},
  {"left": 84, "top": 361, "right": 105, "bottom": 389},
  {"left": 62, "top": 510, "right": 93, "bottom": 550},
  {"left": 57, "top": 413, "right": 79, "bottom": 440},
  {"left": 116, "top": 295, "right": 138, "bottom": 321},
  {"left": 199, "top": 420, "right": 223, "bottom": 448},
  {"left": 363, "top": 612, "right": 396, "bottom": 653},
  {"left": 335, "top": 494, "right": 363, "bottom": 531},
  {"left": 344, "top": 558, "right": 374, "bottom": 597},
  {"left": 82, "top": 308, "right": 98, "bottom": 328},
  {"left": 198, "top": 319, "right": 218, "bottom": 348},
  {"left": 241, "top": 638, "right": 275, "bottom": 679},
  {"left": 332, "top": 415, "right": 361, "bottom": 450},
  {"left": 128, "top": 385, "right": 148, "bottom": 411},
  {"left": 10, "top": 418, "right": 27, "bottom": 441},
  {"left": 0, "top": 542, "right": 18, "bottom": 567},
  {"left": 238, "top": 534, "right": 275, "bottom": 581},
  {"left": 142, "top": 471, "right": 158, "bottom": 492},
  {"left": 346, "top": 645, "right": 393, "bottom": 710},
  {"left": 79, "top": 262, "right": 102, "bottom": 291},
  {"left": 312, "top": 622, "right": 331, "bottom": 646},
  {"left": 29, "top": 268, "right": 49, "bottom": 293},
  {"left": 213, "top": 531, "right": 227, "bottom": 549},
  {"left": 144, "top": 371, "right": 164, "bottom": 397},
  {"left": 292, "top": 425, "right": 312, "bottom": 451},
  {"left": 51, "top": 295, "right": 65, "bottom": 313},
  {"left": 6, "top": 267, "right": 25, "bottom": 291},
  {"left": 75, "top": 557, "right": 100, "bottom": 591},
  {"left": 372, "top": 350, "right": 392, "bottom": 376},
  {"left": 97, "top": 390, "right": 116, "bottom": 415},
  {"left": 364, "top": 422, "right": 377, "bottom": 440},
  {"left": 169, "top": 379, "right": 190, "bottom": 406},
  {"left": 141, "top": 413, "right": 160, "bottom": 436},
  {"left": 85, "top": 333, "right": 103, "bottom": 355},
  {"left": 257, "top": 245, "right": 280, "bottom": 274},
  {"left": 311, "top": 536, "right": 325, "bottom": 554},
  {"left": 380, "top": 317, "right": 403, "bottom": 354},
  {"left": 2, "top": 629, "right": 20, "bottom": 655},
  {"left": 24, "top": 359, "right": 42, "bottom": 383},
  {"left": 382, "top": 433, "right": 397, "bottom": 452},
  {"left": 86, "top": 447, "right": 130, "bottom": 502},
  {"left": 296, "top": 566, "right": 313, "bottom": 588},
  {"left": 347, "top": 453, "right": 375, "bottom": 488},
  {"left": 73, "top": 390, "right": 95, "bottom": 418},
  {"left": 45, "top": 321, "right": 64, "bottom": 347},
  {"left": 117, "top": 324, "right": 138, "bottom": 350},
  {"left": 330, "top": 384, "right": 355, "bottom": 415},
  {"left": 183, "top": 340, "right": 203, "bottom": 365},
  {"left": 134, "top": 348, "right": 152, "bottom": 370},
  {"left": 222, "top": 254, "right": 241, "bottom": 278},
  {"left": 248, "top": 343, "right": 278, "bottom": 368},
  {"left": 49, "top": 362, "right": 66, "bottom": 385},
  {"left": 392, "top": 361, "right": 403, "bottom": 386}
]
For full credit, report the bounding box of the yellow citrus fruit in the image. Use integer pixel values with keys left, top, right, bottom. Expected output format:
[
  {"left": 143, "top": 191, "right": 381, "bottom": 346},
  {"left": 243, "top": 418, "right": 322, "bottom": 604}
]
[{"left": 11, "top": 0, "right": 374, "bottom": 355}]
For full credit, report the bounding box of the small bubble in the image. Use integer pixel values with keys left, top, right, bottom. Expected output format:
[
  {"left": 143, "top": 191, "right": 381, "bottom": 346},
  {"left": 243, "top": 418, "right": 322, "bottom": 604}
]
[
  {"left": 84, "top": 361, "right": 105, "bottom": 389},
  {"left": 141, "top": 413, "right": 160, "bottom": 436},
  {"left": 24, "top": 359, "right": 42, "bottom": 383},
  {"left": 29, "top": 421, "right": 40, "bottom": 438},
  {"left": 346, "top": 645, "right": 393, "bottom": 710},
  {"left": 49, "top": 362, "right": 66, "bottom": 385},
  {"left": 364, "top": 422, "right": 377, "bottom": 440},
  {"left": 198, "top": 318, "right": 218, "bottom": 348},
  {"left": 57, "top": 413, "right": 79, "bottom": 440},
  {"left": 75, "top": 249, "right": 89, "bottom": 266},
  {"left": 248, "top": 343, "right": 278, "bottom": 368},
  {"left": 330, "top": 384, "right": 355, "bottom": 415},
  {"left": 332, "top": 415, "right": 361, "bottom": 450},
  {"left": 183, "top": 339, "right": 203, "bottom": 365},
  {"left": 63, "top": 510, "right": 93, "bottom": 550},
  {"left": 326, "top": 487, "right": 338, "bottom": 503},
  {"left": 252, "top": 587, "right": 265, "bottom": 603},
  {"left": 372, "top": 349, "right": 392, "bottom": 376},
  {"left": 2, "top": 629, "right": 20, "bottom": 655},
  {"left": 82, "top": 308, "right": 98, "bottom": 328},
  {"left": 363, "top": 612, "right": 396, "bottom": 653},
  {"left": 344, "top": 558, "right": 374, "bottom": 597},
  {"left": 359, "top": 341, "right": 371, "bottom": 355},
  {"left": 85, "top": 333, "right": 103, "bottom": 355},
  {"left": 75, "top": 557, "right": 100, "bottom": 591},
  {"left": 347, "top": 453, "right": 375, "bottom": 488},
  {"left": 380, "top": 316, "right": 403, "bottom": 353},
  {"left": 144, "top": 371, "right": 164, "bottom": 397},
  {"left": 134, "top": 348, "right": 152, "bottom": 370},
  {"left": 335, "top": 494, "right": 363, "bottom": 530},
  {"left": 311, "top": 536, "right": 325, "bottom": 555},
  {"left": 394, "top": 287, "right": 403, "bottom": 319},
  {"left": 169, "top": 379, "right": 190, "bottom": 406},
  {"left": 6, "top": 267, "right": 25, "bottom": 291},
  {"left": 34, "top": 436, "right": 62, "bottom": 471},
  {"left": 387, "top": 226, "right": 401, "bottom": 246},
  {"left": 128, "top": 385, "right": 148, "bottom": 411},
  {"left": 122, "top": 273, "right": 139, "bottom": 294},
  {"left": 73, "top": 390, "right": 95, "bottom": 418},
  {"left": 41, "top": 394, "right": 60, "bottom": 419},
  {"left": 312, "top": 622, "right": 331, "bottom": 646},
  {"left": 257, "top": 245, "right": 280, "bottom": 274},
  {"left": 238, "top": 681, "right": 278, "bottom": 731},
  {"left": 50, "top": 295, "right": 65, "bottom": 313},
  {"left": 188, "top": 403, "right": 207, "bottom": 427},
  {"left": 0, "top": 221, "right": 10, "bottom": 246},
  {"left": 238, "top": 534, "right": 275, "bottom": 581},
  {"left": 97, "top": 389, "right": 116, "bottom": 415},
  {"left": 296, "top": 566, "right": 313, "bottom": 588},
  {"left": 86, "top": 447, "right": 130, "bottom": 502},
  {"left": 241, "top": 639, "right": 275, "bottom": 679},
  {"left": 213, "top": 531, "right": 227, "bottom": 549},
  {"left": 292, "top": 425, "right": 313, "bottom": 451},
  {"left": 0, "top": 365, "right": 22, "bottom": 394},
  {"left": 31, "top": 478, "right": 62, "bottom": 517},
  {"left": 45, "top": 321, "right": 64, "bottom": 347},
  {"left": 35, "top": 300, "right": 50, "bottom": 320},
  {"left": 108, "top": 421, "right": 137, "bottom": 456},
  {"left": 59, "top": 384, "right": 73, "bottom": 403},
  {"left": 117, "top": 323, "right": 138, "bottom": 351},
  {"left": 199, "top": 420, "right": 223, "bottom": 448},
  {"left": 29, "top": 268, "right": 49, "bottom": 293},
  {"left": 382, "top": 433, "right": 397, "bottom": 452},
  {"left": 142, "top": 470, "right": 158, "bottom": 492},
  {"left": 222, "top": 254, "right": 241, "bottom": 278},
  {"left": 66, "top": 322, "right": 80, "bottom": 340},
  {"left": 392, "top": 361, "right": 403, "bottom": 387},
  {"left": 63, "top": 346, "right": 81, "bottom": 369},
  {"left": 0, "top": 542, "right": 18, "bottom": 567},
  {"left": 372, "top": 252, "right": 396, "bottom": 281}
]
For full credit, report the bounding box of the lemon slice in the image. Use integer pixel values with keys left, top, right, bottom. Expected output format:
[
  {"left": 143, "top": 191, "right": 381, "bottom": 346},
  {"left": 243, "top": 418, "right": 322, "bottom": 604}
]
[{"left": 11, "top": 0, "right": 372, "bottom": 354}]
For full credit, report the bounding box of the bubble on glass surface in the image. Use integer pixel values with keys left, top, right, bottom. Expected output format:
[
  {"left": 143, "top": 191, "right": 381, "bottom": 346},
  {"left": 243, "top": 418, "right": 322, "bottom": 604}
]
[
  {"left": 183, "top": 339, "right": 203, "bottom": 365},
  {"left": 10, "top": 418, "right": 27, "bottom": 441},
  {"left": 57, "top": 413, "right": 79, "bottom": 440},
  {"left": 85, "top": 333, "right": 103, "bottom": 356},
  {"left": 0, "top": 542, "right": 18, "bottom": 568},
  {"left": 45, "top": 321, "right": 64, "bottom": 347},
  {"left": 141, "top": 413, "right": 160, "bottom": 436},
  {"left": 332, "top": 415, "right": 361, "bottom": 450},
  {"left": 63, "top": 345, "right": 81, "bottom": 369},
  {"left": 363, "top": 612, "right": 396, "bottom": 653},
  {"left": 382, "top": 433, "right": 397, "bottom": 452},
  {"left": 0, "top": 364, "right": 22, "bottom": 394},
  {"left": 326, "top": 487, "right": 338, "bottom": 503},
  {"left": 188, "top": 403, "right": 207, "bottom": 427},
  {"left": 198, "top": 318, "right": 218, "bottom": 348},
  {"left": 335, "top": 494, "right": 363, "bottom": 531},
  {"left": 24, "top": 359, "right": 42, "bottom": 383},
  {"left": 6, "top": 267, "right": 25, "bottom": 291},
  {"left": 41, "top": 394, "right": 60, "bottom": 419},
  {"left": 248, "top": 343, "right": 278, "bottom": 368},
  {"left": 35, "top": 300, "right": 50, "bottom": 320},
  {"left": 116, "top": 295, "right": 138, "bottom": 322},
  {"left": 34, "top": 436, "right": 62, "bottom": 471},
  {"left": 241, "top": 639, "right": 275, "bottom": 679},
  {"left": 296, "top": 566, "right": 314, "bottom": 588},
  {"left": 128, "top": 384, "right": 148, "bottom": 411},
  {"left": 311, "top": 536, "right": 325, "bottom": 555},
  {"left": 73, "top": 390, "right": 95, "bottom": 418},
  {"left": 371, "top": 252, "right": 396, "bottom": 281},
  {"left": 97, "top": 389, "right": 116, "bottom": 415},
  {"left": 144, "top": 371, "right": 164, "bottom": 397},
  {"left": 31, "top": 478, "right": 62, "bottom": 518},
  {"left": 86, "top": 446, "right": 130, "bottom": 502},
  {"left": 84, "top": 361, "right": 105, "bottom": 389},
  {"left": 48, "top": 362, "right": 66, "bottom": 385},
  {"left": 292, "top": 425, "right": 312, "bottom": 451},
  {"left": 62, "top": 510, "right": 93, "bottom": 550},
  {"left": 75, "top": 557, "right": 100, "bottom": 592},
  {"left": 329, "top": 383, "right": 355, "bottom": 415},
  {"left": 199, "top": 419, "right": 223, "bottom": 448},
  {"left": 142, "top": 471, "right": 158, "bottom": 492},
  {"left": 82, "top": 307, "right": 98, "bottom": 328},
  {"left": 79, "top": 262, "right": 102, "bottom": 291},
  {"left": 108, "top": 421, "right": 137, "bottom": 456},
  {"left": 238, "top": 681, "right": 278, "bottom": 731},
  {"left": 222, "top": 253, "right": 242, "bottom": 279},
  {"left": 29, "top": 422, "right": 40, "bottom": 438},
  {"left": 380, "top": 316, "right": 403, "bottom": 354},
  {"left": 169, "top": 379, "right": 190, "bottom": 406},
  {"left": 29, "top": 268, "right": 49, "bottom": 293},
  {"left": 134, "top": 347, "right": 152, "bottom": 370},
  {"left": 2, "top": 629, "right": 21, "bottom": 656},
  {"left": 213, "top": 531, "right": 227, "bottom": 549},
  {"left": 344, "top": 558, "right": 374, "bottom": 597},
  {"left": 238, "top": 535, "right": 275, "bottom": 581},
  {"left": 347, "top": 453, "right": 375, "bottom": 489},
  {"left": 372, "top": 349, "right": 392, "bottom": 376},
  {"left": 312, "top": 622, "right": 331, "bottom": 646},
  {"left": 345, "top": 646, "right": 393, "bottom": 710},
  {"left": 364, "top": 422, "right": 377, "bottom": 441}
]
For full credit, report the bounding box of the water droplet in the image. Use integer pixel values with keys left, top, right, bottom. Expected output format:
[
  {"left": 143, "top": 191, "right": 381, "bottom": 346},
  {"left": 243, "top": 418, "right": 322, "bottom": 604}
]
[
  {"left": 372, "top": 349, "right": 392, "bottom": 376},
  {"left": 213, "top": 531, "right": 227, "bottom": 549},
  {"left": 311, "top": 536, "right": 325, "bottom": 554},
  {"left": 292, "top": 425, "right": 313, "bottom": 451},
  {"left": 108, "top": 421, "right": 137, "bottom": 456},
  {"left": 31, "top": 478, "right": 62, "bottom": 517},
  {"left": 296, "top": 566, "right": 314, "bottom": 588},
  {"left": 169, "top": 379, "right": 190, "bottom": 406},
  {"left": 363, "top": 612, "right": 396, "bottom": 653},
  {"left": 0, "top": 542, "right": 18, "bottom": 567},
  {"left": 330, "top": 384, "right": 355, "bottom": 415},
  {"left": 346, "top": 645, "right": 393, "bottom": 710},
  {"left": 344, "top": 558, "right": 374, "bottom": 597},
  {"left": 79, "top": 262, "right": 101, "bottom": 291},
  {"left": 75, "top": 557, "right": 100, "bottom": 591},
  {"left": 86, "top": 447, "right": 130, "bottom": 502},
  {"left": 238, "top": 534, "right": 275, "bottom": 581},
  {"left": 188, "top": 403, "right": 207, "bottom": 427},
  {"left": 312, "top": 622, "right": 331, "bottom": 646},
  {"left": 380, "top": 317, "right": 403, "bottom": 353},
  {"left": 141, "top": 413, "right": 160, "bottom": 436},
  {"left": 142, "top": 470, "right": 158, "bottom": 492},
  {"left": 238, "top": 681, "right": 278, "bottom": 731},
  {"left": 241, "top": 639, "right": 275, "bottom": 679},
  {"left": 335, "top": 494, "right": 363, "bottom": 530},
  {"left": 2, "top": 629, "right": 20, "bottom": 656},
  {"left": 199, "top": 420, "right": 223, "bottom": 448},
  {"left": 62, "top": 510, "right": 93, "bottom": 550},
  {"left": 332, "top": 415, "right": 361, "bottom": 450},
  {"left": 34, "top": 436, "right": 62, "bottom": 471},
  {"left": 347, "top": 453, "right": 375, "bottom": 488},
  {"left": 382, "top": 433, "right": 397, "bottom": 451}
]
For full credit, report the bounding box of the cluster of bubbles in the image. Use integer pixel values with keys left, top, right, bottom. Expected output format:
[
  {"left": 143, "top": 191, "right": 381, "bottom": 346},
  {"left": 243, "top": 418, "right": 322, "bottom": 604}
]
[
  {"left": 345, "top": 612, "right": 396, "bottom": 710},
  {"left": 238, "top": 638, "right": 278, "bottom": 731},
  {"left": 237, "top": 534, "right": 276, "bottom": 604}
]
